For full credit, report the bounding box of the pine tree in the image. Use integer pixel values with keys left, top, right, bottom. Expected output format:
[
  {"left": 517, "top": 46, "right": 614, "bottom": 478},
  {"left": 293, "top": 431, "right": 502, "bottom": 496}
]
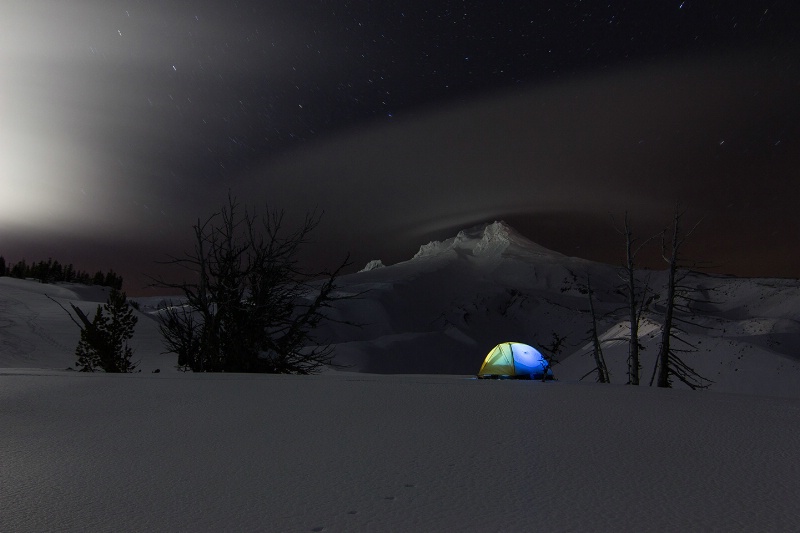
[
  {"left": 64, "top": 263, "right": 75, "bottom": 282},
  {"left": 75, "top": 306, "right": 110, "bottom": 372},
  {"left": 72, "top": 289, "right": 139, "bottom": 372},
  {"left": 11, "top": 259, "right": 27, "bottom": 278}
]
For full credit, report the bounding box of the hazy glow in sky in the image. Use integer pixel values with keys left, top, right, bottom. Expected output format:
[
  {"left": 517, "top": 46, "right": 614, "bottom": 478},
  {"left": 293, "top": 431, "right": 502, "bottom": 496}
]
[
  {"left": 1, "top": 3, "right": 141, "bottom": 236},
  {"left": 1, "top": 1, "right": 799, "bottom": 291}
]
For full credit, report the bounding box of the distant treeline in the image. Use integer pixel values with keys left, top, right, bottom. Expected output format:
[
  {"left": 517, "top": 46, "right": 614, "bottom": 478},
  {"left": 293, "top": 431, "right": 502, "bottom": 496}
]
[{"left": 0, "top": 256, "right": 123, "bottom": 290}]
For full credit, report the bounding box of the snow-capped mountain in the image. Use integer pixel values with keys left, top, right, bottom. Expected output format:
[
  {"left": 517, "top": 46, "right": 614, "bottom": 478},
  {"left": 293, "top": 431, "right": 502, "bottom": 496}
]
[
  {"left": 410, "top": 220, "right": 563, "bottom": 259},
  {"left": 320, "top": 221, "right": 800, "bottom": 397}
]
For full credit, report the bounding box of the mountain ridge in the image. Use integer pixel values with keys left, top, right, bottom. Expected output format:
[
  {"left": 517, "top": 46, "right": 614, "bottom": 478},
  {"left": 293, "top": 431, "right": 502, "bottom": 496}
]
[{"left": 361, "top": 220, "right": 571, "bottom": 272}]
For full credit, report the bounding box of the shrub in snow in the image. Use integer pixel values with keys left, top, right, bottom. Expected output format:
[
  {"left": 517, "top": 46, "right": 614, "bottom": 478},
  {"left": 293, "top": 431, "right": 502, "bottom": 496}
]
[{"left": 71, "top": 289, "right": 139, "bottom": 373}]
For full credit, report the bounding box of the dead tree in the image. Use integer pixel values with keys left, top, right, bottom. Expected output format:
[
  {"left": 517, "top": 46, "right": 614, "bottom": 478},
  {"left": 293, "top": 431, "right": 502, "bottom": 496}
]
[
  {"left": 653, "top": 206, "right": 712, "bottom": 389},
  {"left": 538, "top": 332, "right": 567, "bottom": 381},
  {"left": 581, "top": 275, "right": 610, "bottom": 383},
  {"left": 616, "top": 212, "right": 658, "bottom": 385},
  {"left": 151, "top": 195, "right": 355, "bottom": 374}
]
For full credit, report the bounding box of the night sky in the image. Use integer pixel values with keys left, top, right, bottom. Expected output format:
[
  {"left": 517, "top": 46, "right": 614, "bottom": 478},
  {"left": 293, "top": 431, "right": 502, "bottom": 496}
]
[{"left": 2, "top": 1, "right": 799, "bottom": 293}]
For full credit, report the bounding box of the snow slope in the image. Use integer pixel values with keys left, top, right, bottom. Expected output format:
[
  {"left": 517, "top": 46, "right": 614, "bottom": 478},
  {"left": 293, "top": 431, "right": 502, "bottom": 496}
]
[
  {"left": 2, "top": 370, "right": 799, "bottom": 532},
  {"left": 0, "top": 277, "right": 170, "bottom": 373}
]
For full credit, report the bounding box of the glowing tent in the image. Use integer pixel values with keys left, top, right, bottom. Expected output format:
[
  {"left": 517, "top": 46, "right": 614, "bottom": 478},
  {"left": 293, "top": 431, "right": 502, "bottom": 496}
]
[{"left": 477, "top": 342, "right": 553, "bottom": 380}]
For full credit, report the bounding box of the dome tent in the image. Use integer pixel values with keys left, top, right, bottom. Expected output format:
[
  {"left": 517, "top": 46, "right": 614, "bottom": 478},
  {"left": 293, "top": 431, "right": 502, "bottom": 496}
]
[{"left": 477, "top": 342, "right": 553, "bottom": 380}]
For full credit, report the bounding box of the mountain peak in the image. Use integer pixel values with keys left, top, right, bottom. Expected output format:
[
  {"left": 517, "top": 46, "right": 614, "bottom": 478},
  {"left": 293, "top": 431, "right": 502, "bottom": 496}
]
[{"left": 412, "top": 220, "right": 561, "bottom": 260}]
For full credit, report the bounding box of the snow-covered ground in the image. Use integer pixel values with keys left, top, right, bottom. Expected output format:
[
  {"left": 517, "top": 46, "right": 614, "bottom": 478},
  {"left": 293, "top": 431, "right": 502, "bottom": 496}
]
[
  {"left": 2, "top": 370, "right": 799, "bottom": 532},
  {"left": 2, "top": 222, "right": 800, "bottom": 531}
]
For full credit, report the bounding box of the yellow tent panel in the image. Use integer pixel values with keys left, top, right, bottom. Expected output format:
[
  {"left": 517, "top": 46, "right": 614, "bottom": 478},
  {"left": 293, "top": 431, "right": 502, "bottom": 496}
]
[{"left": 478, "top": 343, "right": 515, "bottom": 375}]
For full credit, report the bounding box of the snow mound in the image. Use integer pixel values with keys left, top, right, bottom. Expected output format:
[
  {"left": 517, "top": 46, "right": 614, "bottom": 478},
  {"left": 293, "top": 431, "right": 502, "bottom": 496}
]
[{"left": 412, "top": 220, "right": 559, "bottom": 260}]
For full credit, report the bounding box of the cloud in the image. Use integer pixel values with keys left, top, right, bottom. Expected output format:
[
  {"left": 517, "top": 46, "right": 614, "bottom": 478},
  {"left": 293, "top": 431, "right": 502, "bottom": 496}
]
[
  {"left": 257, "top": 54, "right": 787, "bottom": 212},
  {"left": 244, "top": 50, "right": 799, "bottom": 274},
  {"left": 2, "top": 0, "right": 797, "bottom": 288}
]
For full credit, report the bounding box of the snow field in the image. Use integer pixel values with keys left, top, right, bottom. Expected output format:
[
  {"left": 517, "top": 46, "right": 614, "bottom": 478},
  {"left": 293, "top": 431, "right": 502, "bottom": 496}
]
[{"left": 2, "top": 371, "right": 799, "bottom": 532}]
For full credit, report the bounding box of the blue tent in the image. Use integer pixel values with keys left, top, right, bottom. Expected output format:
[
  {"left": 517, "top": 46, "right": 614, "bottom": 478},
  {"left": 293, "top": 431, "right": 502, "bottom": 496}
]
[{"left": 477, "top": 342, "right": 553, "bottom": 380}]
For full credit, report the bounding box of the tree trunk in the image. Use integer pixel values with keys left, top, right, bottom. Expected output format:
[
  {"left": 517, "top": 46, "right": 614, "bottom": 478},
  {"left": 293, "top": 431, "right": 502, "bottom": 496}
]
[
  {"left": 624, "top": 215, "right": 640, "bottom": 385},
  {"left": 587, "top": 276, "right": 609, "bottom": 383},
  {"left": 656, "top": 210, "right": 680, "bottom": 388}
]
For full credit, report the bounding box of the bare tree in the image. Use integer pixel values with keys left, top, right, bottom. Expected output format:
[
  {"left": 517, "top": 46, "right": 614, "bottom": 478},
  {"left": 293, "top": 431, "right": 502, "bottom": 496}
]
[
  {"left": 581, "top": 275, "right": 610, "bottom": 383},
  {"left": 616, "top": 212, "right": 658, "bottom": 385},
  {"left": 152, "top": 195, "right": 353, "bottom": 374},
  {"left": 653, "top": 206, "right": 712, "bottom": 389},
  {"left": 537, "top": 332, "right": 566, "bottom": 381}
]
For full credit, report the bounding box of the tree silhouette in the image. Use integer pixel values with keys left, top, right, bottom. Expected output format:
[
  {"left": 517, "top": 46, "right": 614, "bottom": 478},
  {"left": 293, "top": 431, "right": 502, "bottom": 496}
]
[
  {"left": 654, "top": 207, "right": 712, "bottom": 389},
  {"left": 615, "top": 212, "right": 658, "bottom": 385},
  {"left": 582, "top": 275, "right": 610, "bottom": 383},
  {"left": 51, "top": 289, "right": 139, "bottom": 372},
  {"left": 152, "top": 195, "right": 354, "bottom": 374}
]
